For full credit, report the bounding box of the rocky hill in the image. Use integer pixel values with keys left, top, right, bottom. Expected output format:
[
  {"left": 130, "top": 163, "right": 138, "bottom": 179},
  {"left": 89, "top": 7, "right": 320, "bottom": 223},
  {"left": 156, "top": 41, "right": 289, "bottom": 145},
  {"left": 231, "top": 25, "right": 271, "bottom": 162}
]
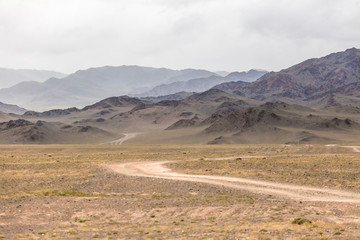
[
  {"left": 0, "top": 119, "right": 117, "bottom": 144},
  {"left": 213, "top": 48, "right": 360, "bottom": 101}
]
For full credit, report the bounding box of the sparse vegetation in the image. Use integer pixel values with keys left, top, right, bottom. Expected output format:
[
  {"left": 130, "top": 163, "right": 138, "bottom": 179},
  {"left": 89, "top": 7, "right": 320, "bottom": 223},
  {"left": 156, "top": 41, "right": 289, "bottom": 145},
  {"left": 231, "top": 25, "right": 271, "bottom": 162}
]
[
  {"left": 292, "top": 218, "right": 312, "bottom": 225},
  {"left": 74, "top": 217, "right": 87, "bottom": 223},
  {"left": 169, "top": 145, "right": 360, "bottom": 192},
  {"left": 1, "top": 144, "right": 359, "bottom": 239}
]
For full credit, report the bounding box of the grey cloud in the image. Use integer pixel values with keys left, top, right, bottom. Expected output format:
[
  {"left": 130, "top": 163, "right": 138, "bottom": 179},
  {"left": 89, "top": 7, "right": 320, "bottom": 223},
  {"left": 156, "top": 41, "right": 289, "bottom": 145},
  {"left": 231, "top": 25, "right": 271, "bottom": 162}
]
[
  {"left": 242, "top": 0, "right": 360, "bottom": 41},
  {"left": 0, "top": 0, "right": 359, "bottom": 74}
]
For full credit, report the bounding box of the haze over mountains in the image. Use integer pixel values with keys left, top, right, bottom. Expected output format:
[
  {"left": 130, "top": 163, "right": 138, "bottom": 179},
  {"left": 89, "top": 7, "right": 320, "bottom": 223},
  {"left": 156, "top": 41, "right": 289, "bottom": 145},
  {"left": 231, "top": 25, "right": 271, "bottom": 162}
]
[
  {"left": 0, "top": 68, "right": 66, "bottom": 89},
  {"left": 0, "top": 66, "right": 266, "bottom": 111},
  {"left": 0, "top": 48, "right": 360, "bottom": 144},
  {"left": 139, "top": 70, "right": 267, "bottom": 97},
  {"left": 0, "top": 102, "right": 27, "bottom": 115},
  {"left": 0, "top": 66, "right": 225, "bottom": 110}
]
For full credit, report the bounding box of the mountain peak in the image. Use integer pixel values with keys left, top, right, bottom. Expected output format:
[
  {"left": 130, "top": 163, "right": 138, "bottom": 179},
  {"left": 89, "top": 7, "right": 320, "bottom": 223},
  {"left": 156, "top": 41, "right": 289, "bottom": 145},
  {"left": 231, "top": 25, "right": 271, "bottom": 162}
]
[
  {"left": 215, "top": 48, "right": 360, "bottom": 101},
  {"left": 345, "top": 47, "right": 359, "bottom": 52}
]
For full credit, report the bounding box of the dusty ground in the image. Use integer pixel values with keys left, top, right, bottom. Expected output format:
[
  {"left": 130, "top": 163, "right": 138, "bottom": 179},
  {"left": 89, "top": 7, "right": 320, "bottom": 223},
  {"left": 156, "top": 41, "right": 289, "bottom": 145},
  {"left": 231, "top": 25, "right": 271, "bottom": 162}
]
[{"left": 1, "top": 144, "right": 360, "bottom": 239}]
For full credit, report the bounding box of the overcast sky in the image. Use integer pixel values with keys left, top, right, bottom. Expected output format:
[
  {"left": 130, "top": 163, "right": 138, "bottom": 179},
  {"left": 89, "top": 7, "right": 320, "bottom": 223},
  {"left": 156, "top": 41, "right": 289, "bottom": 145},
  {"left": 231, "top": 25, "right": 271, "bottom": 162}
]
[{"left": 0, "top": 0, "right": 359, "bottom": 74}]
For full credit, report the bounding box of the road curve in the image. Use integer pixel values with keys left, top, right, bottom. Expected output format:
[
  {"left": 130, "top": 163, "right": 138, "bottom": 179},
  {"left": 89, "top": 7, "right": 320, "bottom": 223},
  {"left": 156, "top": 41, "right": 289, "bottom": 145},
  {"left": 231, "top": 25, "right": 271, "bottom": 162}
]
[
  {"left": 343, "top": 146, "right": 360, "bottom": 153},
  {"left": 107, "top": 133, "right": 139, "bottom": 145},
  {"left": 107, "top": 161, "right": 360, "bottom": 203}
]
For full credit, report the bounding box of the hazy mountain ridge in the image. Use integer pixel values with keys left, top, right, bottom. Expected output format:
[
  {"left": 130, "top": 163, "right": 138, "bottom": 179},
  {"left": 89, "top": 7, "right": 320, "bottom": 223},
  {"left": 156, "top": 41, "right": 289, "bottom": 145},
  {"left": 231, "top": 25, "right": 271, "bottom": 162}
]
[
  {"left": 140, "top": 69, "right": 267, "bottom": 97},
  {"left": 0, "top": 66, "right": 218, "bottom": 110},
  {"left": 23, "top": 96, "right": 147, "bottom": 117},
  {"left": 0, "top": 67, "right": 66, "bottom": 89},
  {"left": 0, "top": 101, "right": 27, "bottom": 114},
  {"left": 140, "top": 92, "right": 195, "bottom": 103}
]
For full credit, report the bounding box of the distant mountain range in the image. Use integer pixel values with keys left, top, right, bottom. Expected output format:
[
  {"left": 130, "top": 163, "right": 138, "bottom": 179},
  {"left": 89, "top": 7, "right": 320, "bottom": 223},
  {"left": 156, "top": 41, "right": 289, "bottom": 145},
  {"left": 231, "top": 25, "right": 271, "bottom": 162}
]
[
  {"left": 0, "top": 48, "right": 360, "bottom": 144},
  {"left": 139, "top": 70, "right": 267, "bottom": 97},
  {"left": 0, "top": 67, "right": 66, "bottom": 89},
  {"left": 0, "top": 65, "right": 267, "bottom": 111},
  {"left": 0, "top": 66, "right": 218, "bottom": 110}
]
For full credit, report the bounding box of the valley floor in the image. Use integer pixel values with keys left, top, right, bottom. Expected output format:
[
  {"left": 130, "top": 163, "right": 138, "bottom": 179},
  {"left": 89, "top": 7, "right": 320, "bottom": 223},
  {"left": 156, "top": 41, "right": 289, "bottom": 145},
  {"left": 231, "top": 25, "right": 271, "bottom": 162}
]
[{"left": 1, "top": 144, "right": 360, "bottom": 239}]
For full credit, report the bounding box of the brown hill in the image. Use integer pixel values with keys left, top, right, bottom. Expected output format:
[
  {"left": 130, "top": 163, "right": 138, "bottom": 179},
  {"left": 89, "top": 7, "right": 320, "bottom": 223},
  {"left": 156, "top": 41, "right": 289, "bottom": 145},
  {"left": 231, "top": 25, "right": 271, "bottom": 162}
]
[
  {"left": 203, "top": 103, "right": 301, "bottom": 134},
  {"left": 166, "top": 115, "right": 202, "bottom": 130},
  {"left": 0, "top": 111, "right": 15, "bottom": 122},
  {"left": 24, "top": 107, "right": 80, "bottom": 117},
  {"left": 306, "top": 94, "right": 360, "bottom": 113},
  {"left": 90, "top": 90, "right": 262, "bottom": 133},
  {"left": 0, "top": 119, "right": 117, "bottom": 144},
  {"left": 82, "top": 96, "right": 145, "bottom": 110},
  {"left": 211, "top": 80, "right": 250, "bottom": 95},
  {"left": 202, "top": 102, "right": 360, "bottom": 144}
]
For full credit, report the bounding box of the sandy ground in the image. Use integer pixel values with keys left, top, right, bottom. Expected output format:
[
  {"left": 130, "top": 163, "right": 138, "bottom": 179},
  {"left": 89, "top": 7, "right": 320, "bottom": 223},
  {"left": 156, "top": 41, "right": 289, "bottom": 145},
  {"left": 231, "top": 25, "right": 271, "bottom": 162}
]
[{"left": 108, "top": 160, "right": 360, "bottom": 203}]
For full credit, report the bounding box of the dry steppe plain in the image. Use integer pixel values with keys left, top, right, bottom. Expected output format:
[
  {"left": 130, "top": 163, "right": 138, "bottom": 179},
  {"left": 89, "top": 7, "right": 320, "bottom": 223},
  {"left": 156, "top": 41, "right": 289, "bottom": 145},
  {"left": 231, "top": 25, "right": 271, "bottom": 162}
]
[{"left": 1, "top": 144, "right": 360, "bottom": 239}]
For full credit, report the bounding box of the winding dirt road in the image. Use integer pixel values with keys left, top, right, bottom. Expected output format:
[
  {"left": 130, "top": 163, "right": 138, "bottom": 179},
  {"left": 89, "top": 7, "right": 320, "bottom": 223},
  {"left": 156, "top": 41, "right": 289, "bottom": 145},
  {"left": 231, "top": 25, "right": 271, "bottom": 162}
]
[
  {"left": 343, "top": 146, "right": 360, "bottom": 153},
  {"left": 109, "top": 161, "right": 360, "bottom": 203},
  {"left": 107, "top": 133, "right": 139, "bottom": 145}
]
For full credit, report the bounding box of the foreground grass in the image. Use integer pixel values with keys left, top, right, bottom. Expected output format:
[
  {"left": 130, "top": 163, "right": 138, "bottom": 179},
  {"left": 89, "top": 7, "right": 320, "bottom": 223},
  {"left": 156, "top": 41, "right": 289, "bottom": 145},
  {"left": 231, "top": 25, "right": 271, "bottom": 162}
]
[
  {"left": 0, "top": 144, "right": 273, "bottom": 199},
  {"left": 170, "top": 147, "right": 360, "bottom": 192},
  {"left": 1, "top": 144, "right": 360, "bottom": 239}
]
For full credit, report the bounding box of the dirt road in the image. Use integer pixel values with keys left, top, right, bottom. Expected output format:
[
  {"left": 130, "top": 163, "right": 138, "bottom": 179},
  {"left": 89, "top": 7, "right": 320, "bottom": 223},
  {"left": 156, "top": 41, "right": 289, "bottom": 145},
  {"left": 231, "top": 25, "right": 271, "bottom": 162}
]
[
  {"left": 107, "top": 133, "right": 139, "bottom": 145},
  {"left": 109, "top": 161, "right": 360, "bottom": 203},
  {"left": 343, "top": 146, "right": 360, "bottom": 152}
]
